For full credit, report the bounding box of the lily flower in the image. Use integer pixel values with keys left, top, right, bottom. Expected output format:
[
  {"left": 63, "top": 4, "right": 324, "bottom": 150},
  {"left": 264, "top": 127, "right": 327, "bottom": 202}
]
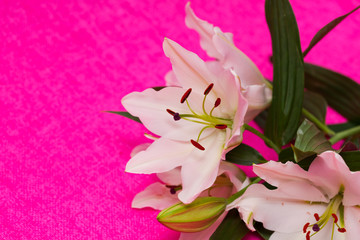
[
  {"left": 229, "top": 151, "right": 360, "bottom": 240},
  {"left": 122, "top": 38, "right": 248, "bottom": 204},
  {"left": 184, "top": 2, "right": 272, "bottom": 123},
  {"left": 131, "top": 158, "right": 249, "bottom": 240}
]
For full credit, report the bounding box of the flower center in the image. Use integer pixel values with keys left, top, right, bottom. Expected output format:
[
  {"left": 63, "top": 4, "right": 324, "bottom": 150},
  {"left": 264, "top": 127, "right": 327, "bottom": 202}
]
[
  {"left": 302, "top": 194, "right": 346, "bottom": 240},
  {"left": 167, "top": 83, "right": 233, "bottom": 151}
]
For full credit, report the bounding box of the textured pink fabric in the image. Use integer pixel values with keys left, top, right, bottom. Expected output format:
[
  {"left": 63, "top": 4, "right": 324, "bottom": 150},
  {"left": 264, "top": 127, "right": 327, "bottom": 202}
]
[{"left": 1, "top": 0, "right": 359, "bottom": 239}]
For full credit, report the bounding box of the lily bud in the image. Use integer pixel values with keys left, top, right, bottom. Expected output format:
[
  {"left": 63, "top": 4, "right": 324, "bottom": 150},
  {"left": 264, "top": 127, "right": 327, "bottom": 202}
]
[{"left": 157, "top": 197, "right": 227, "bottom": 232}]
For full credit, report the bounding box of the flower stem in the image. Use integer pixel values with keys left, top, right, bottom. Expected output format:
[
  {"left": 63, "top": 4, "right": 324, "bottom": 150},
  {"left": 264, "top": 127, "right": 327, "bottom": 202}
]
[
  {"left": 302, "top": 108, "right": 335, "bottom": 136},
  {"left": 227, "top": 177, "right": 261, "bottom": 204},
  {"left": 329, "top": 125, "right": 360, "bottom": 145},
  {"left": 244, "top": 124, "right": 281, "bottom": 154}
]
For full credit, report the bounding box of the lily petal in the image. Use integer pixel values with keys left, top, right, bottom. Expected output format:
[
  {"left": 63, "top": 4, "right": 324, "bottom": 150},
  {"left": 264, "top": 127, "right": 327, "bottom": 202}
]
[
  {"left": 344, "top": 206, "right": 360, "bottom": 240},
  {"left": 178, "top": 131, "right": 226, "bottom": 203},
  {"left": 242, "top": 84, "right": 272, "bottom": 123},
  {"left": 125, "top": 137, "right": 193, "bottom": 174},
  {"left": 218, "top": 161, "right": 247, "bottom": 191},
  {"left": 132, "top": 182, "right": 180, "bottom": 210},
  {"left": 157, "top": 167, "right": 182, "bottom": 186},
  {"left": 184, "top": 2, "right": 233, "bottom": 59}
]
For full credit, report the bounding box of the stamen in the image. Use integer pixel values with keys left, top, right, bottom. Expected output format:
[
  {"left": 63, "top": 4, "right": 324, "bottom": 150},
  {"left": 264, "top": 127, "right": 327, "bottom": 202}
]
[
  {"left": 181, "top": 88, "right": 192, "bottom": 103},
  {"left": 332, "top": 214, "right": 338, "bottom": 223},
  {"left": 338, "top": 228, "right": 346, "bottom": 233},
  {"left": 312, "top": 224, "right": 320, "bottom": 232},
  {"left": 215, "top": 124, "right": 227, "bottom": 129},
  {"left": 191, "top": 139, "right": 205, "bottom": 151},
  {"left": 303, "top": 223, "right": 310, "bottom": 233},
  {"left": 173, "top": 113, "right": 181, "bottom": 121},
  {"left": 166, "top": 109, "right": 175, "bottom": 116},
  {"left": 204, "top": 83, "right": 214, "bottom": 95},
  {"left": 214, "top": 98, "right": 221, "bottom": 107},
  {"left": 169, "top": 188, "right": 176, "bottom": 194},
  {"left": 314, "top": 213, "right": 320, "bottom": 221},
  {"left": 306, "top": 231, "right": 310, "bottom": 240}
]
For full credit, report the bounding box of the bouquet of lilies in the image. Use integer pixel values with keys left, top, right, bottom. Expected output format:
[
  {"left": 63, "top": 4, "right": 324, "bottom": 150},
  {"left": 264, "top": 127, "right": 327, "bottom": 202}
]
[{"left": 112, "top": 1, "right": 360, "bottom": 239}]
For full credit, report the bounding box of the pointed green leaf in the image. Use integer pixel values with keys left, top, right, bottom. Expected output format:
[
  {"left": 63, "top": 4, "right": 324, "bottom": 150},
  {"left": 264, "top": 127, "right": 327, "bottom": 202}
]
[
  {"left": 340, "top": 151, "right": 360, "bottom": 171},
  {"left": 329, "top": 122, "right": 358, "bottom": 132},
  {"left": 304, "top": 63, "right": 360, "bottom": 123},
  {"left": 303, "top": 91, "right": 327, "bottom": 123},
  {"left": 254, "top": 222, "right": 273, "bottom": 240},
  {"left": 225, "top": 144, "right": 267, "bottom": 166},
  {"left": 106, "top": 111, "right": 141, "bottom": 123},
  {"left": 303, "top": 5, "right": 360, "bottom": 57},
  {"left": 210, "top": 209, "right": 249, "bottom": 240},
  {"left": 265, "top": 0, "right": 304, "bottom": 147},
  {"left": 293, "top": 119, "right": 332, "bottom": 162},
  {"left": 278, "top": 147, "right": 316, "bottom": 170}
]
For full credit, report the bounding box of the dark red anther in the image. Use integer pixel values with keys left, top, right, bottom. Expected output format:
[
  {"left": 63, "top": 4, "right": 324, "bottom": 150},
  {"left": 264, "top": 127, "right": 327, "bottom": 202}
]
[
  {"left": 204, "top": 83, "right": 214, "bottom": 95},
  {"left": 181, "top": 88, "right": 192, "bottom": 103},
  {"left": 338, "top": 228, "right": 346, "bottom": 233},
  {"left": 332, "top": 213, "right": 338, "bottom": 223},
  {"left": 167, "top": 109, "right": 175, "bottom": 116},
  {"left": 214, "top": 98, "right": 221, "bottom": 107},
  {"left": 312, "top": 224, "right": 320, "bottom": 232},
  {"left": 215, "top": 124, "right": 227, "bottom": 129},
  {"left": 314, "top": 213, "right": 320, "bottom": 221},
  {"left": 306, "top": 231, "right": 310, "bottom": 240},
  {"left": 303, "top": 223, "right": 310, "bottom": 233},
  {"left": 173, "top": 113, "right": 181, "bottom": 121},
  {"left": 170, "top": 188, "right": 176, "bottom": 194},
  {"left": 190, "top": 139, "right": 205, "bottom": 151}
]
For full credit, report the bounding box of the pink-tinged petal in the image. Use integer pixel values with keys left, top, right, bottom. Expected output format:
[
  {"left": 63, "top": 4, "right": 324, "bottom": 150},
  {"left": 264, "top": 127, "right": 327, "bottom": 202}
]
[
  {"left": 212, "top": 27, "right": 266, "bottom": 87},
  {"left": 178, "top": 131, "right": 226, "bottom": 203},
  {"left": 163, "top": 38, "right": 219, "bottom": 102},
  {"left": 179, "top": 212, "right": 227, "bottom": 240},
  {"left": 242, "top": 84, "right": 272, "bottom": 123},
  {"left": 164, "top": 70, "right": 180, "bottom": 86},
  {"left": 218, "top": 161, "right": 247, "bottom": 191},
  {"left": 125, "top": 137, "right": 193, "bottom": 174},
  {"left": 157, "top": 167, "right": 182, "bottom": 186},
  {"left": 130, "top": 143, "right": 151, "bottom": 158},
  {"left": 185, "top": 2, "right": 233, "bottom": 59},
  {"left": 308, "top": 151, "right": 350, "bottom": 199},
  {"left": 253, "top": 161, "right": 312, "bottom": 188},
  {"left": 269, "top": 232, "right": 304, "bottom": 240},
  {"left": 230, "top": 184, "right": 327, "bottom": 232},
  {"left": 122, "top": 87, "right": 214, "bottom": 141},
  {"left": 344, "top": 206, "right": 360, "bottom": 240},
  {"left": 343, "top": 172, "right": 360, "bottom": 206},
  {"left": 132, "top": 182, "right": 180, "bottom": 210}
]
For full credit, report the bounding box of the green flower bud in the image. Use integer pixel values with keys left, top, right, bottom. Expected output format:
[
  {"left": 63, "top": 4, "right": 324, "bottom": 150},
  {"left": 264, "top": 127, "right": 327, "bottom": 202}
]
[{"left": 157, "top": 197, "right": 227, "bottom": 232}]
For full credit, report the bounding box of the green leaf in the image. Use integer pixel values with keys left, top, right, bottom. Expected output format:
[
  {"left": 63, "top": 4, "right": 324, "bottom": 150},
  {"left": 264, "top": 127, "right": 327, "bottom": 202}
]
[
  {"left": 152, "top": 86, "right": 166, "bottom": 91},
  {"left": 304, "top": 63, "right": 360, "bottom": 123},
  {"left": 340, "top": 151, "right": 360, "bottom": 171},
  {"left": 265, "top": 0, "right": 304, "bottom": 147},
  {"left": 106, "top": 111, "right": 141, "bottom": 123},
  {"left": 254, "top": 222, "right": 273, "bottom": 240},
  {"left": 254, "top": 109, "right": 268, "bottom": 130},
  {"left": 303, "top": 5, "right": 360, "bottom": 57},
  {"left": 226, "top": 144, "right": 267, "bottom": 165},
  {"left": 329, "top": 122, "right": 358, "bottom": 132},
  {"left": 210, "top": 209, "right": 249, "bottom": 240},
  {"left": 303, "top": 91, "right": 327, "bottom": 123},
  {"left": 278, "top": 147, "right": 316, "bottom": 170},
  {"left": 293, "top": 120, "right": 332, "bottom": 162}
]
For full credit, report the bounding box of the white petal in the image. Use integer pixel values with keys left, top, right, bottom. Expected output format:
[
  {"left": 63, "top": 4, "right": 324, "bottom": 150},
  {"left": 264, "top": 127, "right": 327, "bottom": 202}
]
[
  {"left": 156, "top": 167, "right": 182, "bottom": 185},
  {"left": 269, "top": 231, "right": 304, "bottom": 240},
  {"left": 179, "top": 212, "right": 227, "bottom": 240},
  {"left": 178, "top": 131, "right": 226, "bottom": 203},
  {"left": 125, "top": 137, "right": 193, "bottom": 174},
  {"left": 344, "top": 206, "right": 360, "bottom": 240},
  {"left": 232, "top": 184, "right": 327, "bottom": 233},
  {"left": 122, "top": 87, "right": 214, "bottom": 141},
  {"left": 218, "top": 161, "right": 247, "bottom": 191},
  {"left": 132, "top": 182, "right": 180, "bottom": 210},
  {"left": 242, "top": 84, "right": 272, "bottom": 123},
  {"left": 164, "top": 70, "right": 180, "bottom": 86},
  {"left": 212, "top": 27, "right": 266, "bottom": 87},
  {"left": 130, "top": 143, "right": 151, "bottom": 158}
]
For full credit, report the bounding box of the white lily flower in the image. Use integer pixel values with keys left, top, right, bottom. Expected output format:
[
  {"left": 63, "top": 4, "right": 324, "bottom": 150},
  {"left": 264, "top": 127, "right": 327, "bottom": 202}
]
[{"left": 122, "top": 38, "right": 248, "bottom": 204}]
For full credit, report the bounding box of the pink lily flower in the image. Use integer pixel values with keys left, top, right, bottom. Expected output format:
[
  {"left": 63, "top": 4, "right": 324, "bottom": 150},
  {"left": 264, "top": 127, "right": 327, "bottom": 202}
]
[
  {"left": 131, "top": 156, "right": 249, "bottom": 240},
  {"left": 183, "top": 2, "right": 272, "bottom": 123},
  {"left": 122, "top": 38, "right": 248, "bottom": 204},
  {"left": 229, "top": 151, "right": 360, "bottom": 240}
]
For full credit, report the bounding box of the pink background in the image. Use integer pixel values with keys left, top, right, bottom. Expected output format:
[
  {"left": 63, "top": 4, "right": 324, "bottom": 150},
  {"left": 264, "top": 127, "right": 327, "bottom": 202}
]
[{"left": 1, "top": 0, "right": 360, "bottom": 239}]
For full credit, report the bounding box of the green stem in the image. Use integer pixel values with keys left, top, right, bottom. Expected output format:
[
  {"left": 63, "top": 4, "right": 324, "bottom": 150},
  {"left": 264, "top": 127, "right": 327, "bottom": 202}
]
[
  {"left": 302, "top": 108, "right": 335, "bottom": 136},
  {"left": 244, "top": 124, "right": 281, "bottom": 154},
  {"left": 329, "top": 125, "right": 360, "bottom": 145},
  {"left": 227, "top": 177, "right": 261, "bottom": 204}
]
